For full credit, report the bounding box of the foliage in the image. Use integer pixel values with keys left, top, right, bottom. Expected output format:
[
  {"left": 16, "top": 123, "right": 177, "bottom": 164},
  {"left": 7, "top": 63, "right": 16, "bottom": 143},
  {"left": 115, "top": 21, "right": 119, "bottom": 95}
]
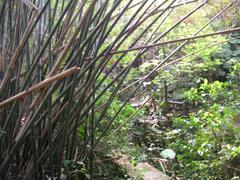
[
  {"left": 184, "top": 79, "right": 229, "bottom": 104},
  {"left": 0, "top": 0, "right": 239, "bottom": 179},
  {"left": 166, "top": 103, "right": 240, "bottom": 179},
  {"left": 143, "top": 35, "right": 240, "bottom": 179}
]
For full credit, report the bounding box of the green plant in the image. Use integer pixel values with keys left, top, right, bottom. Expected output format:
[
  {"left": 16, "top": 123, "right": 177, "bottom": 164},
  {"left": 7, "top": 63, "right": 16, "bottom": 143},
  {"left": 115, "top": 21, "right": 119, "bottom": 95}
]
[
  {"left": 185, "top": 79, "right": 229, "bottom": 104},
  {"left": 162, "top": 76, "right": 240, "bottom": 179},
  {"left": 165, "top": 104, "right": 240, "bottom": 179},
  {"left": 0, "top": 0, "right": 239, "bottom": 179}
]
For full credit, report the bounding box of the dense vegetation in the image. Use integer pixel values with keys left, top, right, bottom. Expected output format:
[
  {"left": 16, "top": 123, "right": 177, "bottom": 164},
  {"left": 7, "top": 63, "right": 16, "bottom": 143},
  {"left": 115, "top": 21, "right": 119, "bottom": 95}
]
[{"left": 0, "top": 0, "right": 240, "bottom": 179}]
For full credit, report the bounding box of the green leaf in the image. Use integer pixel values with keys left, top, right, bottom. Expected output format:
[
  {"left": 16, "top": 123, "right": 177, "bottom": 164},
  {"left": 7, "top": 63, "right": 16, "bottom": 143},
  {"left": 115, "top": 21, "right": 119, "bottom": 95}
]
[{"left": 160, "top": 149, "right": 176, "bottom": 159}]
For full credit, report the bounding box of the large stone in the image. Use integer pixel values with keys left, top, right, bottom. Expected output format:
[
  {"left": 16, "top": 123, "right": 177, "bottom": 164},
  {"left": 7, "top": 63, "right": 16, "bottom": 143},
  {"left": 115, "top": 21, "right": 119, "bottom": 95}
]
[
  {"left": 135, "top": 163, "right": 171, "bottom": 180},
  {"left": 116, "top": 156, "right": 171, "bottom": 180}
]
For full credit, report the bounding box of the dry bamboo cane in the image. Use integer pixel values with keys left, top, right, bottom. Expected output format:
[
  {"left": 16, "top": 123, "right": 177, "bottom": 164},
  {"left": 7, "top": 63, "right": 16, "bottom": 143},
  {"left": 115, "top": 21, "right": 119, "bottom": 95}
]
[{"left": 0, "top": 67, "right": 80, "bottom": 108}]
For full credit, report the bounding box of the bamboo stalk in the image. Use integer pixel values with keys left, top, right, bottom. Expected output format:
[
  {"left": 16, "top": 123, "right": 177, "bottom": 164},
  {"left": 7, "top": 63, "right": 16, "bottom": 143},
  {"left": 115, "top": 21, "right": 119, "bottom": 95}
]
[
  {"left": 0, "top": 67, "right": 80, "bottom": 108},
  {"left": 110, "top": 27, "right": 240, "bottom": 55},
  {"left": 21, "top": 0, "right": 39, "bottom": 11},
  {"left": 1, "top": 0, "right": 239, "bottom": 178}
]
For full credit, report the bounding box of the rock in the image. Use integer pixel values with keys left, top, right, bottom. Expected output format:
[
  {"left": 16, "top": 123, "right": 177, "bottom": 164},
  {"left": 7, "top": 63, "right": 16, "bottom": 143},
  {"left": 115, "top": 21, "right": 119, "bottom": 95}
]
[
  {"left": 115, "top": 156, "right": 171, "bottom": 180},
  {"left": 135, "top": 162, "right": 171, "bottom": 180}
]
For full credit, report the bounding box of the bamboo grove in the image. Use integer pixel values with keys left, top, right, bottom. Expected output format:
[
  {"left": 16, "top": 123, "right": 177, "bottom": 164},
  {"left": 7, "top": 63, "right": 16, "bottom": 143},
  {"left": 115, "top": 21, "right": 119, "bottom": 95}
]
[{"left": 0, "top": 0, "right": 239, "bottom": 179}]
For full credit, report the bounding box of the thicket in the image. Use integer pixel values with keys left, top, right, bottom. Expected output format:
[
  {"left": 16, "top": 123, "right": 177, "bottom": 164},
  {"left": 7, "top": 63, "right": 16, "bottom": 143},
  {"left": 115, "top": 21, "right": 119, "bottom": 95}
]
[{"left": 0, "top": 0, "right": 240, "bottom": 179}]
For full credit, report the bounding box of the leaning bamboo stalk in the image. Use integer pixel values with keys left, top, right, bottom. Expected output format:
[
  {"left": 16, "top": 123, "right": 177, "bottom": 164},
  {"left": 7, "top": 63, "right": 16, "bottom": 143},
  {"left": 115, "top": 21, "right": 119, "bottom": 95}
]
[
  {"left": 110, "top": 0, "right": 144, "bottom": 20},
  {"left": 0, "top": 67, "right": 80, "bottom": 108},
  {"left": 92, "top": 0, "right": 229, "bottom": 108},
  {"left": 72, "top": 0, "right": 196, "bottom": 128},
  {"left": 28, "top": 0, "right": 97, "bottom": 110},
  {"left": 124, "top": 0, "right": 166, "bottom": 35},
  {"left": 0, "top": 1, "right": 52, "bottom": 96},
  {"left": 151, "top": 0, "right": 199, "bottom": 16},
  {"left": 42, "top": 0, "right": 166, "bottom": 64},
  {"left": 108, "top": 96, "right": 151, "bottom": 138},
  {"left": 111, "top": 0, "right": 198, "bottom": 21},
  {"left": 48, "top": 0, "right": 97, "bottom": 77},
  {"left": 0, "top": 14, "right": 36, "bottom": 94},
  {"left": 21, "top": 0, "right": 39, "bottom": 11},
  {"left": 109, "top": 27, "right": 240, "bottom": 55}
]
